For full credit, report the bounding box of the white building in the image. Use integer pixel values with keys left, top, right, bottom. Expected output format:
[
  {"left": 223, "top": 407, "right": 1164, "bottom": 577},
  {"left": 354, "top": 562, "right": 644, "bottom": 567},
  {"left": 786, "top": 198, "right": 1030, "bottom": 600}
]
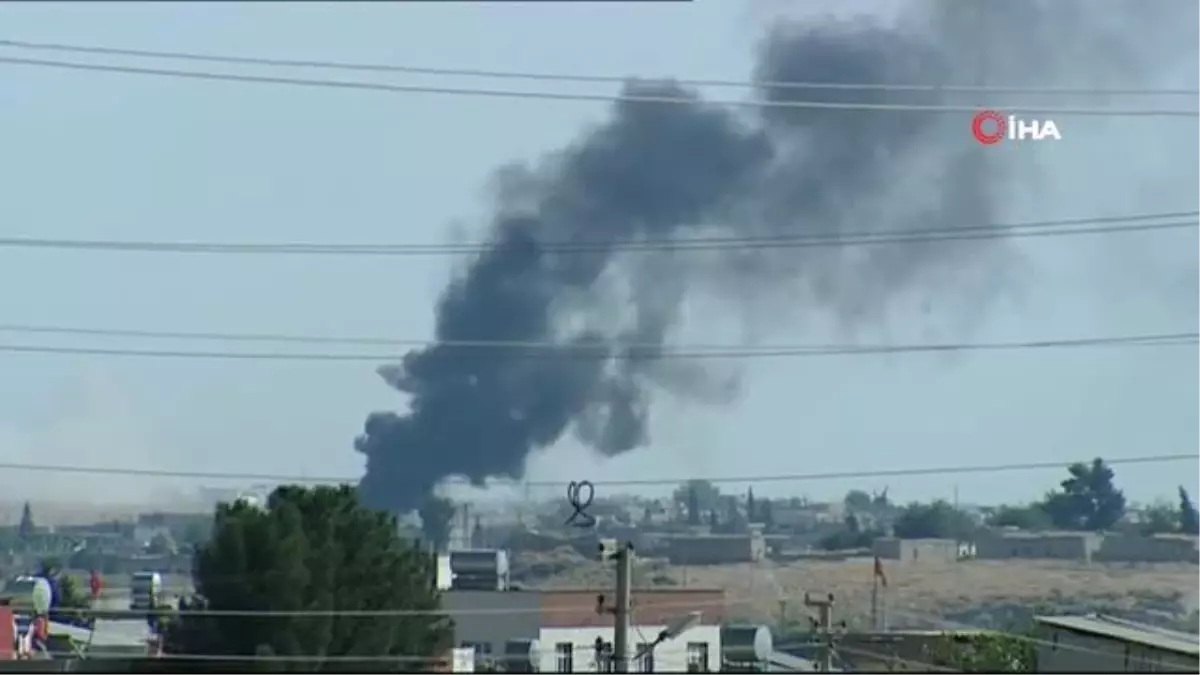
[{"left": 541, "top": 624, "right": 718, "bottom": 673}]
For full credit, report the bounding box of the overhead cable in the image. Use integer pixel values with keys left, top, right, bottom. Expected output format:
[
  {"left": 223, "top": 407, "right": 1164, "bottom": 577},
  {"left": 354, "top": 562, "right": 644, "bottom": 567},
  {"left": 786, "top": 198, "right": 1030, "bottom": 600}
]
[
  {"left": 0, "top": 38, "right": 1194, "bottom": 97},
  {"left": 0, "top": 56, "right": 1196, "bottom": 117},
  {"left": 0, "top": 325, "right": 1193, "bottom": 356},
  {"left": 1, "top": 212, "right": 1195, "bottom": 257},
  {"left": 0, "top": 453, "right": 1191, "bottom": 487},
  {"left": 0, "top": 332, "right": 1193, "bottom": 363}
]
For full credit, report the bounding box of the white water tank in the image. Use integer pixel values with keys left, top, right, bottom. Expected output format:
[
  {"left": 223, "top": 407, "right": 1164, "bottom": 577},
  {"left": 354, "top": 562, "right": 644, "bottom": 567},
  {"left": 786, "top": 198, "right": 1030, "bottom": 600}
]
[
  {"left": 720, "top": 624, "right": 774, "bottom": 663},
  {"left": 131, "top": 571, "right": 163, "bottom": 610},
  {"left": 448, "top": 549, "right": 509, "bottom": 591},
  {"left": 503, "top": 639, "right": 541, "bottom": 672}
]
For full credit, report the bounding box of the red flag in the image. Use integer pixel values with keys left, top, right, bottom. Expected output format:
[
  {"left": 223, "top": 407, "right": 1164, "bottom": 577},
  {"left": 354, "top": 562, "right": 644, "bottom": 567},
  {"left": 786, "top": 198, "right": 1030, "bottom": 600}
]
[
  {"left": 873, "top": 556, "right": 888, "bottom": 588},
  {"left": 89, "top": 570, "right": 102, "bottom": 600}
]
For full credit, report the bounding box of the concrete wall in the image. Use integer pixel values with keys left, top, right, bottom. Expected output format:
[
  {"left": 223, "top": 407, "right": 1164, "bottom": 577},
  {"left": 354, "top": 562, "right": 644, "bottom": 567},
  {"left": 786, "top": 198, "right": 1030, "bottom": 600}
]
[
  {"left": 540, "top": 624, "right": 720, "bottom": 673},
  {"left": 872, "top": 538, "right": 958, "bottom": 564},
  {"left": 666, "top": 535, "right": 765, "bottom": 565},
  {"left": 976, "top": 531, "right": 1199, "bottom": 564},
  {"left": 1034, "top": 625, "right": 1200, "bottom": 673},
  {"left": 442, "top": 590, "right": 541, "bottom": 663},
  {"left": 975, "top": 531, "right": 1101, "bottom": 562},
  {"left": 1095, "top": 534, "right": 1200, "bottom": 564}
]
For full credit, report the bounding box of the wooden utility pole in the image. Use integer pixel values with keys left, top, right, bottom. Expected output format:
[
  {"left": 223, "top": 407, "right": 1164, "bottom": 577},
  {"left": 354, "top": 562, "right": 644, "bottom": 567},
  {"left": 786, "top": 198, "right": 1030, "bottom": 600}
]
[{"left": 805, "top": 592, "right": 836, "bottom": 672}]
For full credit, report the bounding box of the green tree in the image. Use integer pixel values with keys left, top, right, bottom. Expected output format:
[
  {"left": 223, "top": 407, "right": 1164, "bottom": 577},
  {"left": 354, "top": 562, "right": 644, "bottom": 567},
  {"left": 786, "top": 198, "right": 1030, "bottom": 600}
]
[
  {"left": 18, "top": 501, "right": 35, "bottom": 541},
  {"left": 674, "top": 480, "right": 720, "bottom": 523},
  {"left": 178, "top": 517, "right": 215, "bottom": 547},
  {"left": 927, "top": 633, "right": 1035, "bottom": 672},
  {"left": 747, "top": 488, "right": 757, "bottom": 523},
  {"left": 988, "top": 504, "right": 1051, "bottom": 530},
  {"left": 1040, "top": 458, "right": 1126, "bottom": 531},
  {"left": 686, "top": 486, "right": 701, "bottom": 525},
  {"left": 1178, "top": 487, "right": 1199, "bottom": 535},
  {"left": 760, "top": 499, "right": 775, "bottom": 529},
  {"left": 872, "top": 488, "right": 890, "bottom": 508},
  {"left": 55, "top": 574, "right": 90, "bottom": 610},
  {"left": 1139, "top": 501, "right": 1179, "bottom": 535},
  {"left": 818, "top": 513, "right": 877, "bottom": 551},
  {"left": 893, "top": 501, "right": 975, "bottom": 540},
  {"left": 844, "top": 490, "right": 873, "bottom": 513},
  {"left": 165, "top": 484, "right": 451, "bottom": 672},
  {"left": 34, "top": 558, "right": 91, "bottom": 625},
  {"left": 418, "top": 496, "right": 457, "bottom": 553}
]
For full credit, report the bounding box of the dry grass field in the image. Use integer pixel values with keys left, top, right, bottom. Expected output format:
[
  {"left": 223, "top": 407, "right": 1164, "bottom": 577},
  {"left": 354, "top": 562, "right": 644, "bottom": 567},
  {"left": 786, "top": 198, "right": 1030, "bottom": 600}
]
[{"left": 526, "top": 554, "right": 1199, "bottom": 631}]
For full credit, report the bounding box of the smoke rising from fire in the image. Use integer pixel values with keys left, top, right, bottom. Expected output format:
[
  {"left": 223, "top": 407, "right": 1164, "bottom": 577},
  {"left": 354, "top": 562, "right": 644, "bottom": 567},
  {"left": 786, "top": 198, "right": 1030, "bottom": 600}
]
[{"left": 354, "top": 0, "right": 1197, "bottom": 512}]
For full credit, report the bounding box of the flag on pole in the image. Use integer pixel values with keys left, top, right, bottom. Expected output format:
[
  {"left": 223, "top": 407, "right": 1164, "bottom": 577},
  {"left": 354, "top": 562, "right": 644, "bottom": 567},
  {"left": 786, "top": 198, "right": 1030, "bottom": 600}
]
[
  {"left": 89, "top": 570, "right": 103, "bottom": 602},
  {"left": 873, "top": 556, "right": 888, "bottom": 588}
]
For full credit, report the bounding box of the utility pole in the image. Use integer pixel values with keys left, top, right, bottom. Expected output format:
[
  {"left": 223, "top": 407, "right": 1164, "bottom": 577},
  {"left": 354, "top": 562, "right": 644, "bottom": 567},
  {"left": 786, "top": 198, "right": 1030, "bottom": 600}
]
[
  {"left": 805, "top": 592, "right": 835, "bottom": 673},
  {"left": 614, "top": 542, "right": 633, "bottom": 674},
  {"left": 598, "top": 539, "right": 635, "bottom": 674}
]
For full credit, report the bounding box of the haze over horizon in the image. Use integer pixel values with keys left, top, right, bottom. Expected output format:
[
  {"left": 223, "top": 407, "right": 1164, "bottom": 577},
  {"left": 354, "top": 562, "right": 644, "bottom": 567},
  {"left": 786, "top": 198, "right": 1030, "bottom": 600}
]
[{"left": 0, "top": 0, "right": 1195, "bottom": 512}]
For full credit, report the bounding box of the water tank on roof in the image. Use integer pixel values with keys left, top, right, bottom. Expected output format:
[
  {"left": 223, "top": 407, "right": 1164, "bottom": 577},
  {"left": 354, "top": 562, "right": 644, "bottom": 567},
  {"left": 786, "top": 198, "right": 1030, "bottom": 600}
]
[
  {"left": 504, "top": 638, "right": 541, "bottom": 672},
  {"left": 448, "top": 549, "right": 509, "bottom": 591},
  {"left": 131, "top": 571, "right": 163, "bottom": 611},
  {"left": 720, "top": 624, "right": 773, "bottom": 663},
  {"left": 435, "top": 554, "right": 454, "bottom": 590}
]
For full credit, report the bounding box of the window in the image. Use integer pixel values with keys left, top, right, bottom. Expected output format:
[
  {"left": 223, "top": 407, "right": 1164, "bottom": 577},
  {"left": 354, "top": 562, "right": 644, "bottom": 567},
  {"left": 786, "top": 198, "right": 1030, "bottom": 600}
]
[
  {"left": 636, "top": 642, "right": 655, "bottom": 673},
  {"left": 686, "top": 642, "right": 709, "bottom": 673},
  {"left": 555, "top": 642, "right": 574, "bottom": 673},
  {"left": 460, "top": 642, "right": 492, "bottom": 665}
]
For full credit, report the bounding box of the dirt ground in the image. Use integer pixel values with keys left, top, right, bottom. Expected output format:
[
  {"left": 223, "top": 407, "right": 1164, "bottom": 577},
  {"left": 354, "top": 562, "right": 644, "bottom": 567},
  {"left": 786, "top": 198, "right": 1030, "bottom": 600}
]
[{"left": 529, "top": 556, "right": 1199, "bottom": 630}]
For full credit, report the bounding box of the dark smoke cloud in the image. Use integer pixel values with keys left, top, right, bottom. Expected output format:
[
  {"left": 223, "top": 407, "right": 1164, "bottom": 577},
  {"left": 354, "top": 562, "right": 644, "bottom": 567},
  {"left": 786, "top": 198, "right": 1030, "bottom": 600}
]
[{"left": 355, "top": 0, "right": 1193, "bottom": 513}]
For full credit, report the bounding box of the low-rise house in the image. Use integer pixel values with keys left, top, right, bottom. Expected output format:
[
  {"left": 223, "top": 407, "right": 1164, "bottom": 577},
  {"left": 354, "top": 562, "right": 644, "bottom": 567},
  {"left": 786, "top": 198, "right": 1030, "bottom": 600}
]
[
  {"left": 445, "top": 586, "right": 729, "bottom": 672},
  {"left": 872, "top": 538, "right": 958, "bottom": 564},
  {"left": 975, "top": 530, "right": 1101, "bottom": 562},
  {"left": 1096, "top": 534, "right": 1199, "bottom": 564},
  {"left": 1033, "top": 614, "right": 1199, "bottom": 672},
  {"left": 665, "top": 532, "right": 766, "bottom": 565}
]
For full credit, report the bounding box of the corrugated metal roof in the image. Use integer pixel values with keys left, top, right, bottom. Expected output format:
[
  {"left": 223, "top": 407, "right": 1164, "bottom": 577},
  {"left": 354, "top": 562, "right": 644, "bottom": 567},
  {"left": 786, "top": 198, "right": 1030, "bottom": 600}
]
[
  {"left": 768, "top": 651, "right": 837, "bottom": 672},
  {"left": 1035, "top": 614, "right": 1199, "bottom": 657}
]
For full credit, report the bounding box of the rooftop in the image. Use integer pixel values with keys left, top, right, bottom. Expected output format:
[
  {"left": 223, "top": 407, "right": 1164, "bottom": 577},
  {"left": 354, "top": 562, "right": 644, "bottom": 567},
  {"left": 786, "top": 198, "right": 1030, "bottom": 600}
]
[{"left": 1034, "top": 614, "right": 1199, "bottom": 657}]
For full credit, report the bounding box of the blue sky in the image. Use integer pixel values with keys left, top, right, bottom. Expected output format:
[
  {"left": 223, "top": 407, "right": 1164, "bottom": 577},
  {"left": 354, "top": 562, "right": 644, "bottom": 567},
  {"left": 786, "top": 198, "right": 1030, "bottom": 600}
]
[{"left": 0, "top": 0, "right": 1196, "bottom": 511}]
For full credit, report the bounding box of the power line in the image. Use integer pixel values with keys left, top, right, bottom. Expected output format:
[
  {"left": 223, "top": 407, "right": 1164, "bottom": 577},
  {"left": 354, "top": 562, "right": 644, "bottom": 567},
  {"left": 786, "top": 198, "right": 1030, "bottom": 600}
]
[
  {"left": 1, "top": 212, "right": 1195, "bottom": 257},
  {"left": 0, "top": 324, "right": 1194, "bottom": 355},
  {"left": 0, "top": 332, "right": 1193, "bottom": 363},
  {"left": 64, "top": 639, "right": 832, "bottom": 666},
  {"left": 1, "top": 55, "right": 1196, "bottom": 117},
  {"left": 1, "top": 38, "right": 1194, "bottom": 97},
  {"left": 81, "top": 596, "right": 744, "bottom": 619},
  {"left": 0, "top": 453, "right": 1191, "bottom": 487}
]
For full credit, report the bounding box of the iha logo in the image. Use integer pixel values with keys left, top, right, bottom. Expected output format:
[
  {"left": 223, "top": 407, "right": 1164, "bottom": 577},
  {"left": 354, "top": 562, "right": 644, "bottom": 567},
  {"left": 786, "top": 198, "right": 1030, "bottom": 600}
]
[{"left": 971, "top": 110, "right": 1062, "bottom": 145}]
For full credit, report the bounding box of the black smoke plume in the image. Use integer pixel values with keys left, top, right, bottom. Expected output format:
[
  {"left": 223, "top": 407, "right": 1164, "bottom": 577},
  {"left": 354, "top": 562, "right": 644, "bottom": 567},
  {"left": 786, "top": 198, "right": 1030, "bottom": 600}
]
[{"left": 354, "top": 0, "right": 1195, "bottom": 513}]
